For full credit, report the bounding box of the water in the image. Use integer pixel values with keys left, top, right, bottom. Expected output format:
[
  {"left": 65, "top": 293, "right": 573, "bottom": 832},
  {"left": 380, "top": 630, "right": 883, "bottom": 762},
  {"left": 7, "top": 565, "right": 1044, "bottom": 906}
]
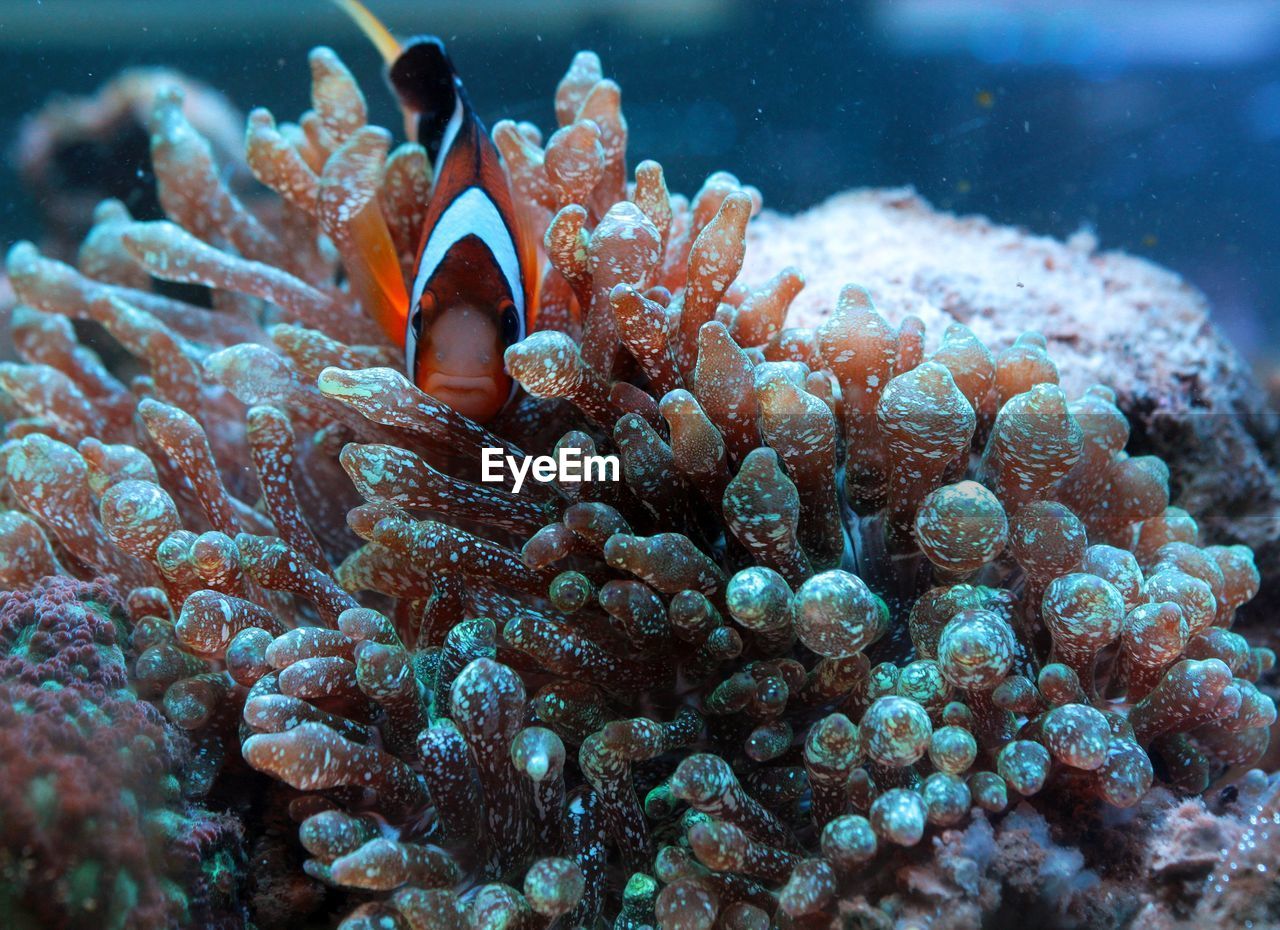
[{"left": 1, "top": 0, "right": 1277, "bottom": 366}]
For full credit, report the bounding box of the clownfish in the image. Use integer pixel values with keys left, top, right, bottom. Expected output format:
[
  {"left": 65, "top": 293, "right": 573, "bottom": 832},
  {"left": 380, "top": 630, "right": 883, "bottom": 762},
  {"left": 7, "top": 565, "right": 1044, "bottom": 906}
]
[{"left": 336, "top": 0, "right": 538, "bottom": 422}]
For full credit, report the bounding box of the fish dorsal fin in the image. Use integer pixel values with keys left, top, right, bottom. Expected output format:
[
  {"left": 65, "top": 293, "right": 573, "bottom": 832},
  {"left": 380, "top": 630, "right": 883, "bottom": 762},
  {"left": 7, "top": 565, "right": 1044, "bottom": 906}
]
[{"left": 388, "top": 37, "right": 465, "bottom": 169}]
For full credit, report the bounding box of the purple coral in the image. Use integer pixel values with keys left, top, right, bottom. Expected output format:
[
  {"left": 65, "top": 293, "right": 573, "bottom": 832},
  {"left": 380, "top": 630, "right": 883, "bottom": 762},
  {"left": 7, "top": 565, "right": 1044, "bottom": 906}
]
[{"left": 0, "top": 576, "right": 245, "bottom": 929}]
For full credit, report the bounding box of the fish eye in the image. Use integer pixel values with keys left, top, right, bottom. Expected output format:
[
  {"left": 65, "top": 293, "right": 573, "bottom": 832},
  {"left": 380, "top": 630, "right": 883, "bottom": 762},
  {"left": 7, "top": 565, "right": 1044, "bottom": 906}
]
[
  {"left": 498, "top": 301, "right": 522, "bottom": 346},
  {"left": 410, "top": 307, "right": 425, "bottom": 336}
]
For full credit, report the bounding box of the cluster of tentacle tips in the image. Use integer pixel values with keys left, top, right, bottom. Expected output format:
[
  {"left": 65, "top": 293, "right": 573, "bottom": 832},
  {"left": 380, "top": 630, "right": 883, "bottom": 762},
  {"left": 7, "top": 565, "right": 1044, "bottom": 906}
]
[{"left": 0, "top": 42, "right": 1274, "bottom": 930}]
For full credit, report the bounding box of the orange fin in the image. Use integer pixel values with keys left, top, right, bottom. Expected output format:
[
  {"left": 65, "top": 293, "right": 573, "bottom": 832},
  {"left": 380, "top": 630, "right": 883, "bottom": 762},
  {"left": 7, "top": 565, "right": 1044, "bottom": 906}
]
[
  {"left": 347, "top": 198, "right": 409, "bottom": 344},
  {"left": 514, "top": 203, "right": 542, "bottom": 331},
  {"left": 331, "top": 0, "right": 401, "bottom": 64}
]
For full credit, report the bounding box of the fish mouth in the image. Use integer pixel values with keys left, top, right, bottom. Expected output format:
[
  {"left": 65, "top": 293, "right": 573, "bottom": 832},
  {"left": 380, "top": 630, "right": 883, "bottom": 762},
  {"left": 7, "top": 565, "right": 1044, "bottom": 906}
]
[
  {"left": 423, "top": 372, "right": 505, "bottom": 422},
  {"left": 423, "top": 372, "right": 496, "bottom": 395}
]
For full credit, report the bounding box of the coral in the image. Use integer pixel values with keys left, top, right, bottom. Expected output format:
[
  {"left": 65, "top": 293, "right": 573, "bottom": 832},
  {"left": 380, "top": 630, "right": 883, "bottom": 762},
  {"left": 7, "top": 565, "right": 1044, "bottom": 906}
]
[
  {"left": 0, "top": 576, "right": 245, "bottom": 929},
  {"left": 0, "top": 41, "right": 1276, "bottom": 930},
  {"left": 739, "top": 189, "right": 1280, "bottom": 630},
  {"left": 860, "top": 772, "right": 1280, "bottom": 930},
  {"left": 15, "top": 67, "right": 246, "bottom": 255}
]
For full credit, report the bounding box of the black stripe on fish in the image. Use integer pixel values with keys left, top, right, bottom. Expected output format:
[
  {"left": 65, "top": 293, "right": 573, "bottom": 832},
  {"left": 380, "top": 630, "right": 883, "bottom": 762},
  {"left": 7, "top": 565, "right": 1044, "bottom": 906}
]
[{"left": 387, "top": 36, "right": 464, "bottom": 167}]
